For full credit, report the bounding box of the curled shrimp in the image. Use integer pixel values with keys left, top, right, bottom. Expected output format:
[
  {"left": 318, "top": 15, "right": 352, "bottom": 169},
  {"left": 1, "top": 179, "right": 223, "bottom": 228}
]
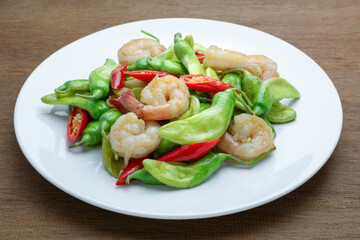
[
  {"left": 217, "top": 114, "right": 274, "bottom": 162},
  {"left": 117, "top": 38, "right": 166, "bottom": 65},
  {"left": 203, "top": 45, "right": 279, "bottom": 77},
  {"left": 109, "top": 112, "right": 161, "bottom": 166},
  {"left": 118, "top": 75, "right": 190, "bottom": 120}
]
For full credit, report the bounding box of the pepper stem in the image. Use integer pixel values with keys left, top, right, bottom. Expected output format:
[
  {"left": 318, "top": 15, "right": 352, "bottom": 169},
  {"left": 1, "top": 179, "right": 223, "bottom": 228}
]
[
  {"left": 141, "top": 30, "right": 160, "bottom": 43},
  {"left": 232, "top": 89, "right": 254, "bottom": 115}
]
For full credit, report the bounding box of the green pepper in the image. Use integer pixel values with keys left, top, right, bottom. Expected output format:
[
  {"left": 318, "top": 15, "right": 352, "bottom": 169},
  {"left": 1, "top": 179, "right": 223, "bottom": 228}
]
[
  {"left": 221, "top": 72, "right": 242, "bottom": 90},
  {"left": 143, "top": 152, "right": 225, "bottom": 188},
  {"left": 76, "top": 63, "right": 118, "bottom": 100},
  {"left": 154, "top": 96, "right": 202, "bottom": 158},
  {"left": 159, "top": 88, "right": 235, "bottom": 145},
  {"left": 171, "top": 95, "right": 201, "bottom": 121},
  {"left": 69, "top": 121, "right": 101, "bottom": 148},
  {"left": 147, "top": 45, "right": 188, "bottom": 76},
  {"left": 205, "top": 67, "right": 219, "bottom": 80},
  {"left": 184, "top": 35, "right": 194, "bottom": 49},
  {"left": 104, "top": 58, "right": 117, "bottom": 66},
  {"left": 99, "top": 108, "right": 122, "bottom": 158},
  {"left": 41, "top": 94, "right": 110, "bottom": 120},
  {"left": 199, "top": 102, "right": 211, "bottom": 112},
  {"left": 152, "top": 139, "right": 179, "bottom": 159},
  {"left": 253, "top": 77, "right": 300, "bottom": 116},
  {"left": 54, "top": 79, "right": 89, "bottom": 98},
  {"left": 127, "top": 57, "right": 154, "bottom": 71},
  {"left": 101, "top": 138, "right": 123, "bottom": 178},
  {"left": 219, "top": 69, "right": 261, "bottom": 102},
  {"left": 174, "top": 33, "right": 205, "bottom": 75},
  {"left": 131, "top": 87, "right": 143, "bottom": 100},
  {"left": 126, "top": 168, "right": 163, "bottom": 185},
  {"left": 265, "top": 102, "right": 297, "bottom": 123}
]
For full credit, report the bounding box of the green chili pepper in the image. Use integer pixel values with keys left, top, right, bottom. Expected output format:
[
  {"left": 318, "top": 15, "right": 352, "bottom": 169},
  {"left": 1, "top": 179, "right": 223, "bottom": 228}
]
[
  {"left": 54, "top": 79, "right": 89, "bottom": 98},
  {"left": 41, "top": 94, "right": 110, "bottom": 120},
  {"left": 266, "top": 102, "right": 297, "bottom": 123},
  {"left": 147, "top": 45, "right": 188, "bottom": 76},
  {"left": 159, "top": 88, "right": 235, "bottom": 145},
  {"left": 253, "top": 77, "right": 300, "bottom": 116},
  {"left": 101, "top": 138, "right": 123, "bottom": 178},
  {"left": 199, "top": 102, "right": 211, "bottom": 112},
  {"left": 174, "top": 33, "right": 205, "bottom": 75},
  {"left": 99, "top": 108, "right": 122, "bottom": 158},
  {"left": 131, "top": 87, "right": 143, "bottom": 100},
  {"left": 143, "top": 152, "right": 225, "bottom": 188},
  {"left": 69, "top": 121, "right": 101, "bottom": 148},
  {"left": 221, "top": 72, "right": 242, "bottom": 90},
  {"left": 127, "top": 57, "right": 154, "bottom": 71},
  {"left": 193, "top": 43, "right": 207, "bottom": 53},
  {"left": 154, "top": 96, "right": 202, "bottom": 158},
  {"left": 205, "top": 67, "right": 219, "bottom": 80},
  {"left": 171, "top": 95, "right": 201, "bottom": 121},
  {"left": 184, "top": 35, "right": 194, "bottom": 49},
  {"left": 104, "top": 58, "right": 117, "bottom": 66},
  {"left": 126, "top": 168, "right": 163, "bottom": 185},
  {"left": 152, "top": 139, "right": 179, "bottom": 159},
  {"left": 76, "top": 63, "right": 118, "bottom": 100},
  {"left": 219, "top": 69, "right": 261, "bottom": 102}
]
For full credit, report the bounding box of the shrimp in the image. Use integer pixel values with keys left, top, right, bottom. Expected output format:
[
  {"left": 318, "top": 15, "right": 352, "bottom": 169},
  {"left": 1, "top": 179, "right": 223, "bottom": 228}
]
[
  {"left": 217, "top": 114, "right": 274, "bottom": 162},
  {"left": 118, "top": 75, "right": 190, "bottom": 120},
  {"left": 260, "top": 70, "right": 279, "bottom": 81},
  {"left": 117, "top": 38, "right": 166, "bottom": 65},
  {"left": 203, "top": 45, "right": 263, "bottom": 76},
  {"left": 203, "top": 46, "right": 279, "bottom": 77},
  {"left": 109, "top": 112, "right": 161, "bottom": 167}
]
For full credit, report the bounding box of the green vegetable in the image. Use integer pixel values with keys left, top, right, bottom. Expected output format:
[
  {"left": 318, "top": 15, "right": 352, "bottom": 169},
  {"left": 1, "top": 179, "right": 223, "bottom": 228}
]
[
  {"left": 221, "top": 72, "right": 242, "bottom": 90},
  {"left": 76, "top": 62, "right": 118, "bottom": 100},
  {"left": 159, "top": 88, "right": 235, "bottom": 145},
  {"left": 205, "top": 67, "right": 219, "bottom": 80},
  {"left": 54, "top": 79, "right": 89, "bottom": 98},
  {"left": 253, "top": 77, "right": 300, "bottom": 116},
  {"left": 126, "top": 168, "right": 163, "bottom": 185},
  {"left": 143, "top": 152, "right": 225, "bottom": 188},
  {"left": 127, "top": 57, "right": 154, "bottom": 71},
  {"left": 131, "top": 87, "right": 143, "bottom": 100},
  {"left": 69, "top": 121, "right": 101, "bottom": 148},
  {"left": 153, "top": 139, "right": 179, "bottom": 159},
  {"left": 99, "top": 108, "right": 122, "bottom": 158},
  {"left": 174, "top": 33, "right": 204, "bottom": 75},
  {"left": 199, "top": 102, "right": 211, "bottom": 112},
  {"left": 101, "top": 138, "right": 123, "bottom": 178},
  {"left": 171, "top": 95, "right": 201, "bottom": 121},
  {"left": 104, "top": 58, "right": 117, "bottom": 66},
  {"left": 41, "top": 94, "right": 110, "bottom": 120},
  {"left": 184, "top": 35, "right": 194, "bottom": 49},
  {"left": 266, "top": 102, "right": 297, "bottom": 123}
]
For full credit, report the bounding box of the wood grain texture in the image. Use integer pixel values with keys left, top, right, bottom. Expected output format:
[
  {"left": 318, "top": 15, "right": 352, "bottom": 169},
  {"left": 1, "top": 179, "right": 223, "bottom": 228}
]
[{"left": 1, "top": 0, "right": 359, "bottom": 239}]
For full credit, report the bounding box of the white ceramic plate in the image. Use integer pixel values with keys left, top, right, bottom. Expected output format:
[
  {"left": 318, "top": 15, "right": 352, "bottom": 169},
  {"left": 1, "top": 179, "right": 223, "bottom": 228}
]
[{"left": 14, "top": 18, "right": 342, "bottom": 219}]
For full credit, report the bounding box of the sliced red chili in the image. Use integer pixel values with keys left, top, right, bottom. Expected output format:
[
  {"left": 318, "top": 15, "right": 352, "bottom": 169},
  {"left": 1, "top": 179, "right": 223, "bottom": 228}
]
[
  {"left": 67, "top": 107, "right": 90, "bottom": 142},
  {"left": 180, "top": 74, "right": 235, "bottom": 93},
  {"left": 111, "top": 61, "right": 128, "bottom": 89},
  {"left": 116, "top": 154, "right": 152, "bottom": 185},
  {"left": 195, "top": 51, "right": 205, "bottom": 63},
  {"left": 157, "top": 139, "right": 220, "bottom": 162},
  {"left": 124, "top": 70, "right": 171, "bottom": 82}
]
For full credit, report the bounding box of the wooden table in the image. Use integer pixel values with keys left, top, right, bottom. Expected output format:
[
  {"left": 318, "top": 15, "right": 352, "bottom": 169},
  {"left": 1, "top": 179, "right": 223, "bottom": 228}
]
[{"left": 1, "top": 0, "right": 359, "bottom": 239}]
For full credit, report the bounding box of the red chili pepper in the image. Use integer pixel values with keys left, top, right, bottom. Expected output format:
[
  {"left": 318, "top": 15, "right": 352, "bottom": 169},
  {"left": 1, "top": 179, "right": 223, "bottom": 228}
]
[
  {"left": 111, "top": 61, "right": 128, "bottom": 89},
  {"left": 124, "top": 70, "right": 171, "bottom": 82},
  {"left": 116, "top": 154, "right": 152, "bottom": 185},
  {"left": 157, "top": 139, "right": 220, "bottom": 162},
  {"left": 195, "top": 51, "right": 205, "bottom": 63},
  {"left": 67, "top": 107, "right": 90, "bottom": 142},
  {"left": 179, "top": 74, "right": 235, "bottom": 93}
]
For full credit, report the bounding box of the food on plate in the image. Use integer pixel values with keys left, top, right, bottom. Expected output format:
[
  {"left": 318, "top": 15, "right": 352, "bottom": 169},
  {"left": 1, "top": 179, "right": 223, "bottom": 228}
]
[{"left": 41, "top": 31, "right": 300, "bottom": 189}]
